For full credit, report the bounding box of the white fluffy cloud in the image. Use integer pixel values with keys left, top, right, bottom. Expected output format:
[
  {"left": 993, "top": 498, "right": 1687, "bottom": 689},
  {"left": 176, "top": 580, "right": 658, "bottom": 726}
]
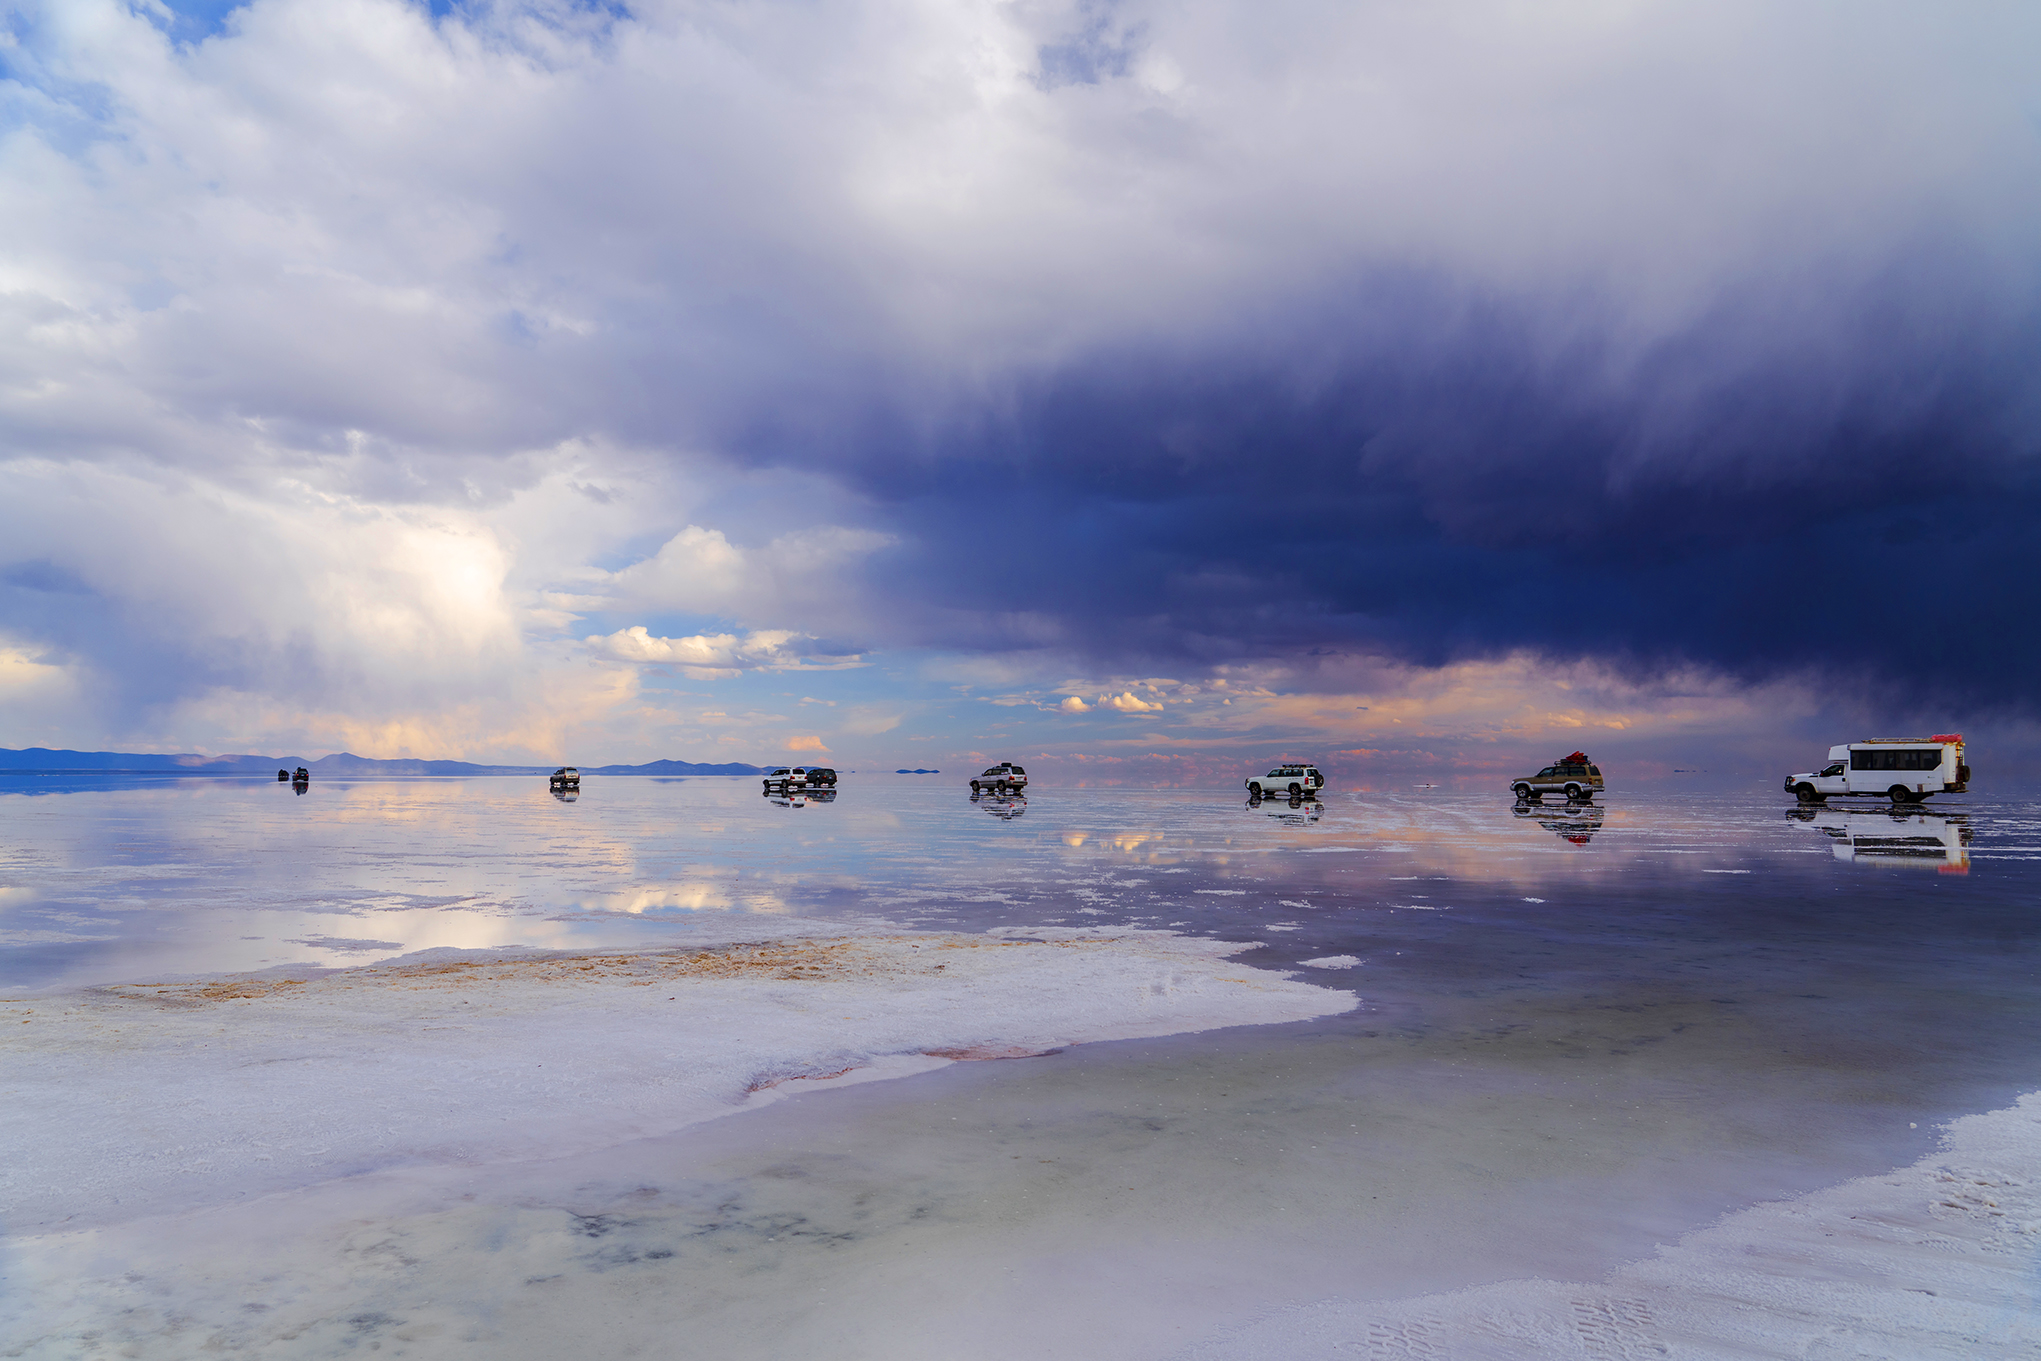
[{"left": 583, "top": 626, "right": 862, "bottom": 679}]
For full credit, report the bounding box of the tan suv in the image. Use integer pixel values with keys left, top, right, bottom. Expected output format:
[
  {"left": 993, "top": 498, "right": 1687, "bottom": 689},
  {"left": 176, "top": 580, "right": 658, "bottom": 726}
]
[{"left": 1510, "top": 752, "right": 1605, "bottom": 801}]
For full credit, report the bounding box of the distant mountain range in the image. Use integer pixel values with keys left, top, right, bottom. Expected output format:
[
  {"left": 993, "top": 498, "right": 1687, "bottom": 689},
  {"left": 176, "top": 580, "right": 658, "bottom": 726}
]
[{"left": 0, "top": 748, "right": 762, "bottom": 776}]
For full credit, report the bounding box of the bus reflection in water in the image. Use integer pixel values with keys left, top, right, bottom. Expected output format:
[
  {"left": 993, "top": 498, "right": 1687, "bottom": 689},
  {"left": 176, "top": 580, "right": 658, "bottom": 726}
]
[
  {"left": 1787, "top": 806, "right": 1972, "bottom": 872},
  {"left": 1514, "top": 799, "right": 1604, "bottom": 846}
]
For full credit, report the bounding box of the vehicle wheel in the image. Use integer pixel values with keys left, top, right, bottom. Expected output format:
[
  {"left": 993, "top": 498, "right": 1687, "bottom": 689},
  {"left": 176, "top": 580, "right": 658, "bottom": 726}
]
[
  {"left": 1288, "top": 783, "right": 1302, "bottom": 796},
  {"left": 1564, "top": 783, "right": 1582, "bottom": 800},
  {"left": 1794, "top": 783, "right": 1821, "bottom": 803},
  {"left": 1512, "top": 783, "right": 1533, "bottom": 800},
  {"left": 970, "top": 781, "right": 980, "bottom": 793},
  {"left": 1888, "top": 785, "right": 1913, "bottom": 804},
  {"left": 1248, "top": 782, "right": 1262, "bottom": 797}
]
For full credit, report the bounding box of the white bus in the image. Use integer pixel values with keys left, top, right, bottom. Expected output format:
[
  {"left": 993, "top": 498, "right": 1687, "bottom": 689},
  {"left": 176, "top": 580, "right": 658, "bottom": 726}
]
[{"left": 1783, "top": 735, "right": 1968, "bottom": 804}]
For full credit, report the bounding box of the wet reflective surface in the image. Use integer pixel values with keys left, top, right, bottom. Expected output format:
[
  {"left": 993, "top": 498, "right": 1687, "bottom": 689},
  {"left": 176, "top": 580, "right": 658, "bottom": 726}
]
[{"left": 5, "top": 775, "right": 2041, "bottom": 1356}]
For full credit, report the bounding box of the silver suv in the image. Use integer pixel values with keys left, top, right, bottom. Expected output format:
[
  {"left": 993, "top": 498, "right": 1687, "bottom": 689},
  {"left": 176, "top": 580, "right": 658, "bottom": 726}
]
[{"left": 970, "top": 763, "right": 1028, "bottom": 793}]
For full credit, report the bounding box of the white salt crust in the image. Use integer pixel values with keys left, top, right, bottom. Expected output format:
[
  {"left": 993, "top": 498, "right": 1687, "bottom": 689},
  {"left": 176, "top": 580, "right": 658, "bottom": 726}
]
[
  {"left": 0, "top": 925, "right": 1351, "bottom": 1234},
  {"left": 1182, "top": 1093, "right": 2041, "bottom": 1360}
]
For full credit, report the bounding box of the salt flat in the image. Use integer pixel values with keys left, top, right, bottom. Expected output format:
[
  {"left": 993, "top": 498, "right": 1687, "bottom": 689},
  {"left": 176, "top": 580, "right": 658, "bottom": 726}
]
[
  {"left": 4, "top": 778, "right": 2040, "bottom": 1358},
  {"left": 0, "top": 925, "right": 1349, "bottom": 1236}
]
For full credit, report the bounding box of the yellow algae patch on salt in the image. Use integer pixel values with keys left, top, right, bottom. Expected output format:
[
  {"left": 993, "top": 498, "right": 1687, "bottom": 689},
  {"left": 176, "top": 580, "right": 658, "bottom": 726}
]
[{"left": 76, "top": 936, "right": 1040, "bottom": 1011}]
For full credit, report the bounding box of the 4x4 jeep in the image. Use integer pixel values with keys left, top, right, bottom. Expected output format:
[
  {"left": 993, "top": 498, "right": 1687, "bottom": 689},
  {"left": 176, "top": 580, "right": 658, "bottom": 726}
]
[
  {"left": 762, "top": 766, "right": 817, "bottom": 791},
  {"left": 802, "top": 767, "right": 838, "bottom": 788},
  {"left": 1247, "top": 764, "right": 1324, "bottom": 798},
  {"left": 971, "top": 763, "right": 1028, "bottom": 793},
  {"left": 1510, "top": 752, "right": 1604, "bottom": 801},
  {"left": 549, "top": 767, "right": 579, "bottom": 789}
]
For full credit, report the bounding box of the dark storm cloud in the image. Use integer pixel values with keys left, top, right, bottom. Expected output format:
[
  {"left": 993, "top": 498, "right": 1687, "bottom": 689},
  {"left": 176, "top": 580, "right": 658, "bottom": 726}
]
[{"left": 748, "top": 266, "right": 2041, "bottom": 710}]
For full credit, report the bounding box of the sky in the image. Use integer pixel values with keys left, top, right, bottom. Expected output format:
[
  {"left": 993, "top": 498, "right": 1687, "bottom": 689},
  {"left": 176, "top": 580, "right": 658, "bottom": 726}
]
[{"left": 2, "top": 0, "right": 2039, "bottom": 785}]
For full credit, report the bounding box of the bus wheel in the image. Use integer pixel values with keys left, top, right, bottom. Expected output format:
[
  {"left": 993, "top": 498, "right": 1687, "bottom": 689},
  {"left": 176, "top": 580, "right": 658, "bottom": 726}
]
[
  {"left": 1887, "top": 785, "right": 1913, "bottom": 804},
  {"left": 1795, "top": 783, "right": 1821, "bottom": 803}
]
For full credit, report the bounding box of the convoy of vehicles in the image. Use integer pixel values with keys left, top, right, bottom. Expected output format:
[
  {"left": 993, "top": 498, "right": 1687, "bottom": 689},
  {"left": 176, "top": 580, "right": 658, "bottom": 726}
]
[
  {"left": 1783, "top": 736, "right": 1968, "bottom": 804},
  {"left": 1247, "top": 764, "right": 1324, "bottom": 798},
  {"left": 536, "top": 730, "right": 1979, "bottom": 838},
  {"left": 970, "top": 763, "right": 1028, "bottom": 793},
  {"left": 1510, "top": 753, "right": 1604, "bottom": 801}
]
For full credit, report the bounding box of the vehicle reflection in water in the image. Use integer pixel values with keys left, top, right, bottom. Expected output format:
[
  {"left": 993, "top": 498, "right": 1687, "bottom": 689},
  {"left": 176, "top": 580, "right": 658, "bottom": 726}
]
[
  {"left": 1247, "top": 791, "right": 1323, "bottom": 825},
  {"left": 971, "top": 790, "right": 1027, "bottom": 820},
  {"left": 1514, "top": 798, "right": 1604, "bottom": 846},
  {"left": 765, "top": 788, "right": 839, "bottom": 809},
  {"left": 1787, "top": 805, "right": 1973, "bottom": 872},
  {"left": 551, "top": 787, "right": 579, "bottom": 803}
]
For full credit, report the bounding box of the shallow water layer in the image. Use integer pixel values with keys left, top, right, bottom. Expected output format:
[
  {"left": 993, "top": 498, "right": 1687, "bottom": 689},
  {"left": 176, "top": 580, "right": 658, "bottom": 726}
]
[{"left": 4, "top": 776, "right": 2039, "bottom": 1356}]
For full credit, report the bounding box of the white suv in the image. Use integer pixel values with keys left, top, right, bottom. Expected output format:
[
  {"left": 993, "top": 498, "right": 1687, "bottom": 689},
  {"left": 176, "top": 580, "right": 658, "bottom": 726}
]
[
  {"left": 970, "top": 763, "right": 1028, "bottom": 793},
  {"left": 762, "top": 766, "right": 817, "bottom": 791},
  {"left": 1247, "top": 764, "right": 1324, "bottom": 797}
]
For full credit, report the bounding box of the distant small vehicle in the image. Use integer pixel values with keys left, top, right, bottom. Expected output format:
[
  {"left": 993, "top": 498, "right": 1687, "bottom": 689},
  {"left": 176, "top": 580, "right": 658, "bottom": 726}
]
[
  {"left": 276, "top": 769, "right": 289, "bottom": 781},
  {"left": 763, "top": 766, "right": 818, "bottom": 791},
  {"left": 292, "top": 767, "right": 309, "bottom": 782},
  {"left": 550, "top": 767, "right": 579, "bottom": 789},
  {"left": 1510, "top": 753, "right": 1603, "bottom": 801},
  {"left": 1247, "top": 764, "right": 1323, "bottom": 798},
  {"left": 1784, "top": 736, "right": 1968, "bottom": 805},
  {"left": 971, "top": 763, "right": 1028, "bottom": 793}
]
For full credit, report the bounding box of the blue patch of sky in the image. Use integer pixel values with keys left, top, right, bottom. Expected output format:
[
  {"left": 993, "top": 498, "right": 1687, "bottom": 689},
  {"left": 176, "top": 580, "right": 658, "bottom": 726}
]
[
  {"left": 1, "top": 11, "right": 123, "bottom": 152},
  {"left": 1035, "top": 3, "right": 1144, "bottom": 91},
  {"left": 149, "top": 0, "right": 472, "bottom": 45}
]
